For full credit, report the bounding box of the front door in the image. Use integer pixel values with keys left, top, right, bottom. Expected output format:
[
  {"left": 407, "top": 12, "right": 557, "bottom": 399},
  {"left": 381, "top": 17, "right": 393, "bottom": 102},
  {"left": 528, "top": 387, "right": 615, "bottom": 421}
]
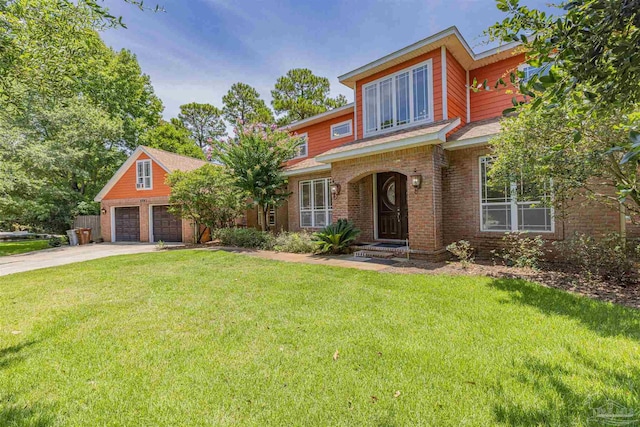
[{"left": 377, "top": 172, "right": 408, "bottom": 240}]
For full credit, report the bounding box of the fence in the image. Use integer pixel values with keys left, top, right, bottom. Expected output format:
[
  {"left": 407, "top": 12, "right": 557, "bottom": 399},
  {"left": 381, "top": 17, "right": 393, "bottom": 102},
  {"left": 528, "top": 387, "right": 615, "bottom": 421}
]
[{"left": 73, "top": 215, "right": 100, "bottom": 236}]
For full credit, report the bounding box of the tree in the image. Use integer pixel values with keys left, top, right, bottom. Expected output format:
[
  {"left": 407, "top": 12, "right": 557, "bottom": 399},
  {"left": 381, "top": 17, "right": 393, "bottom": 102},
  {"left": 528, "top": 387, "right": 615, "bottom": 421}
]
[
  {"left": 178, "top": 103, "right": 226, "bottom": 151},
  {"left": 271, "top": 68, "right": 348, "bottom": 125},
  {"left": 167, "top": 165, "right": 246, "bottom": 241},
  {"left": 222, "top": 82, "right": 274, "bottom": 126},
  {"left": 216, "top": 124, "right": 302, "bottom": 231},
  {"left": 481, "top": 0, "right": 640, "bottom": 215},
  {"left": 141, "top": 121, "right": 205, "bottom": 159}
]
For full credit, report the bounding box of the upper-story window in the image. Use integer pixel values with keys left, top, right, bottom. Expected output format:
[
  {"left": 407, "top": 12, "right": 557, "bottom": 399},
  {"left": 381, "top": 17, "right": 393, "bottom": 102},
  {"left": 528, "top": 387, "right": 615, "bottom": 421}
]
[
  {"left": 331, "top": 120, "right": 353, "bottom": 140},
  {"left": 293, "top": 133, "right": 308, "bottom": 159},
  {"left": 521, "top": 63, "right": 550, "bottom": 82},
  {"left": 363, "top": 59, "right": 433, "bottom": 136},
  {"left": 136, "top": 159, "right": 152, "bottom": 190}
]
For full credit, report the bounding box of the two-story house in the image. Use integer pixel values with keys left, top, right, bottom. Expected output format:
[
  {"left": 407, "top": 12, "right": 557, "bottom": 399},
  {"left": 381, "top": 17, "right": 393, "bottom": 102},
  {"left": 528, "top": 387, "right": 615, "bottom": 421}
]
[{"left": 266, "top": 26, "right": 631, "bottom": 259}]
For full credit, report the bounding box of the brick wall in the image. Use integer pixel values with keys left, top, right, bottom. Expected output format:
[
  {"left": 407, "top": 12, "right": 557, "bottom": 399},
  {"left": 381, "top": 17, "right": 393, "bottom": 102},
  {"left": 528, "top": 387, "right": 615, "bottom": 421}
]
[{"left": 286, "top": 172, "right": 333, "bottom": 232}]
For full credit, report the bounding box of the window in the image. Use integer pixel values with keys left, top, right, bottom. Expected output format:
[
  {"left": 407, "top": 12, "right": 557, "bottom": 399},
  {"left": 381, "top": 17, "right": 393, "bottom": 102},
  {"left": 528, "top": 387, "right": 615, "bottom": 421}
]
[
  {"left": 299, "top": 178, "right": 332, "bottom": 227},
  {"left": 480, "top": 157, "right": 553, "bottom": 232},
  {"left": 293, "top": 133, "right": 308, "bottom": 159},
  {"left": 521, "top": 64, "right": 550, "bottom": 82},
  {"left": 363, "top": 60, "right": 433, "bottom": 136},
  {"left": 258, "top": 207, "right": 276, "bottom": 226},
  {"left": 331, "top": 120, "right": 352, "bottom": 140},
  {"left": 136, "top": 160, "right": 152, "bottom": 189}
]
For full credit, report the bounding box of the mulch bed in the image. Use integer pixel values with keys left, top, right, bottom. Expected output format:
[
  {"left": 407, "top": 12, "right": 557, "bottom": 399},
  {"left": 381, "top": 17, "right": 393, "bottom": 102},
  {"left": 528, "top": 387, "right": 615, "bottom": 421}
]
[{"left": 382, "top": 260, "right": 640, "bottom": 309}]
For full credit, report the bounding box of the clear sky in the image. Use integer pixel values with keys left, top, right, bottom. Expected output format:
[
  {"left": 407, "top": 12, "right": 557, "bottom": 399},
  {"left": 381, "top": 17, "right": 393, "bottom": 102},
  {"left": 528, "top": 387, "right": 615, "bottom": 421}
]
[{"left": 101, "top": 0, "right": 554, "bottom": 119}]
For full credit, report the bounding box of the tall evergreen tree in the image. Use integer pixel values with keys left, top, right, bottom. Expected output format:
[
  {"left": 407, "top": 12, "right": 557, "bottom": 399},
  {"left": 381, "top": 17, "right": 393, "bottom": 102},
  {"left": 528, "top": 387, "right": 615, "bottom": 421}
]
[
  {"left": 222, "top": 82, "right": 274, "bottom": 126},
  {"left": 178, "top": 102, "right": 226, "bottom": 150}
]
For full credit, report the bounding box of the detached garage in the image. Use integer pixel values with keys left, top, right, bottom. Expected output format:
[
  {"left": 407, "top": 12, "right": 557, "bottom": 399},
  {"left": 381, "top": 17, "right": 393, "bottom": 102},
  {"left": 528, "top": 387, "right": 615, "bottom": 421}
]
[{"left": 95, "top": 146, "right": 208, "bottom": 243}]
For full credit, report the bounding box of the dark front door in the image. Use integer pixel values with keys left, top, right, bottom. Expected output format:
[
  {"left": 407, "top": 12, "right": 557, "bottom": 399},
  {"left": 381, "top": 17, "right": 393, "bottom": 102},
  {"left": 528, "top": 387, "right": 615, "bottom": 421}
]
[
  {"left": 114, "top": 207, "right": 140, "bottom": 242},
  {"left": 152, "top": 205, "right": 182, "bottom": 242},
  {"left": 377, "top": 172, "right": 408, "bottom": 240}
]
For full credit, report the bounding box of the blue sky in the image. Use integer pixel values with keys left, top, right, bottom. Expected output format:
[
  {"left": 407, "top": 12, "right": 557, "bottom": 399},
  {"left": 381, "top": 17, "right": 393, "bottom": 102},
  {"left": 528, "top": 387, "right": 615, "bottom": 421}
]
[{"left": 101, "top": 0, "right": 554, "bottom": 119}]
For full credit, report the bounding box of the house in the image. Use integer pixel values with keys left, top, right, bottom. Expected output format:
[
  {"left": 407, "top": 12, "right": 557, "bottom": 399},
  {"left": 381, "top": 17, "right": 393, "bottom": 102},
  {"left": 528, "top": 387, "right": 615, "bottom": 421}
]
[
  {"left": 263, "top": 26, "right": 634, "bottom": 259},
  {"left": 94, "top": 146, "right": 207, "bottom": 243}
]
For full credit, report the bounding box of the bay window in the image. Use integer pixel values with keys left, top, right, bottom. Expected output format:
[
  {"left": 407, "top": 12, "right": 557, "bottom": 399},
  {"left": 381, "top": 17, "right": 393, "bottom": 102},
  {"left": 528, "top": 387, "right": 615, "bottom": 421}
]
[
  {"left": 480, "top": 157, "right": 553, "bottom": 232},
  {"left": 299, "top": 178, "right": 332, "bottom": 228},
  {"left": 363, "top": 60, "right": 433, "bottom": 135}
]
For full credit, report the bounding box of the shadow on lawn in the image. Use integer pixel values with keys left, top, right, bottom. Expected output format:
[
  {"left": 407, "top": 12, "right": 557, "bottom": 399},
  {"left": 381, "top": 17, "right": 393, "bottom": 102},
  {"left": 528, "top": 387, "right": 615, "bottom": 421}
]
[{"left": 488, "top": 278, "right": 640, "bottom": 340}]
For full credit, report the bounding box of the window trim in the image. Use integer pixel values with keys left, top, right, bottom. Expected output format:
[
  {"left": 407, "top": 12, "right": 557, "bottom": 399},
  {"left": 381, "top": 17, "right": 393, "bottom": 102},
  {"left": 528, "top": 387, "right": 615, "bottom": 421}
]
[
  {"left": 362, "top": 58, "right": 434, "bottom": 137},
  {"left": 136, "top": 159, "right": 153, "bottom": 190},
  {"left": 299, "top": 178, "right": 332, "bottom": 228},
  {"left": 518, "top": 63, "right": 551, "bottom": 83},
  {"left": 258, "top": 207, "right": 276, "bottom": 227},
  {"left": 330, "top": 120, "right": 353, "bottom": 140},
  {"left": 478, "top": 156, "right": 554, "bottom": 233},
  {"left": 293, "top": 133, "right": 308, "bottom": 159}
]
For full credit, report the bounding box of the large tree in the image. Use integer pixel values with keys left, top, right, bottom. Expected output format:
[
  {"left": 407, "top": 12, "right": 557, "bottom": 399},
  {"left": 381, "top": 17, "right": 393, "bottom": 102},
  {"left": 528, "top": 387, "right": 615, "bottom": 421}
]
[
  {"left": 140, "top": 120, "right": 205, "bottom": 160},
  {"left": 271, "top": 68, "right": 348, "bottom": 126},
  {"left": 482, "top": 0, "right": 640, "bottom": 216},
  {"left": 178, "top": 102, "right": 226, "bottom": 151},
  {"left": 216, "top": 124, "right": 302, "bottom": 231},
  {"left": 222, "top": 82, "right": 274, "bottom": 126}
]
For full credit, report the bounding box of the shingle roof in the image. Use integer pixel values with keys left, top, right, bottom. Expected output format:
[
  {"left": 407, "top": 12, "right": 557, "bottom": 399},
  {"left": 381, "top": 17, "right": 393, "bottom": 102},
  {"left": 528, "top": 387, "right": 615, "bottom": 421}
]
[
  {"left": 141, "top": 146, "right": 208, "bottom": 172},
  {"left": 284, "top": 157, "right": 331, "bottom": 176},
  {"left": 447, "top": 117, "right": 501, "bottom": 141}
]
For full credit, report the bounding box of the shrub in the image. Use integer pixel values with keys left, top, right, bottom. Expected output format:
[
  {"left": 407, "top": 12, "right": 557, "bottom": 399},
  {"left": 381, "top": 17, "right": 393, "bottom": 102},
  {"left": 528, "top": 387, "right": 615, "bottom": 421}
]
[
  {"left": 313, "top": 219, "right": 361, "bottom": 254},
  {"left": 213, "top": 228, "right": 272, "bottom": 249},
  {"left": 553, "top": 232, "right": 639, "bottom": 282},
  {"left": 272, "top": 231, "right": 315, "bottom": 253},
  {"left": 48, "top": 236, "right": 67, "bottom": 247},
  {"left": 446, "top": 240, "right": 475, "bottom": 268},
  {"left": 492, "top": 232, "right": 546, "bottom": 269}
]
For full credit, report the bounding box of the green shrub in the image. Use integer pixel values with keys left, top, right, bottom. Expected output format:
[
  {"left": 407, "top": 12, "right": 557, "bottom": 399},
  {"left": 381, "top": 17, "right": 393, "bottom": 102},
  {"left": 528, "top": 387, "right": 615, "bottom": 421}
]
[
  {"left": 213, "top": 228, "right": 272, "bottom": 249},
  {"left": 553, "top": 232, "right": 639, "bottom": 282},
  {"left": 446, "top": 240, "right": 475, "bottom": 268},
  {"left": 313, "top": 219, "right": 361, "bottom": 254},
  {"left": 272, "top": 231, "right": 315, "bottom": 253},
  {"left": 48, "top": 236, "right": 67, "bottom": 247},
  {"left": 492, "top": 232, "right": 546, "bottom": 269}
]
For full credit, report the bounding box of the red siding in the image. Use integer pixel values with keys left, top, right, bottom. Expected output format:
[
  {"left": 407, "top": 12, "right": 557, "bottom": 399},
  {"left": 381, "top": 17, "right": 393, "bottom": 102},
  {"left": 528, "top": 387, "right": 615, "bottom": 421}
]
[
  {"left": 469, "top": 53, "right": 525, "bottom": 122},
  {"left": 355, "top": 49, "right": 443, "bottom": 139},
  {"left": 287, "top": 112, "right": 355, "bottom": 166},
  {"left": 103, "top": 153, "right": 171, "bottom": 200},
  {"left": 446, "top": 50, "right": 467, "bottom": 126}
]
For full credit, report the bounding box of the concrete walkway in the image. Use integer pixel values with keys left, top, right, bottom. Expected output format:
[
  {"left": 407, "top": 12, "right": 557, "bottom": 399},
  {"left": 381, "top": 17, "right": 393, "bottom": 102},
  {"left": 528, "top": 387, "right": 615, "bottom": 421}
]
[
  {"left": 0, "top": 243, "right": 170, "bottom": 277},
  {"left": 215, "top": 247, "right": 395, "bottom": 271}
]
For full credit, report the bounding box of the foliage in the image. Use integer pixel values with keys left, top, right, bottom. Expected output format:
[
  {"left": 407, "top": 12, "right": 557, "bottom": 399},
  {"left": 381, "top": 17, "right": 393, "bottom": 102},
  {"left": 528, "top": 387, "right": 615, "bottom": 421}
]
[
  {"left": 271, "top": 231, "right": 316, "bottom": 254},
  {"left": 167, "top": 165, "right": 246, "bottom": 238},
  {"left": 216, "top": 123, "right": 302, "bottom": 231},
  {"left": 178, "top": 102, "right": 226, "bottom": 151},
  {"left": 212, "top": 227, "right": 273, "bottom": 249},
  {"left": 271, "top": 68, "right": 348, "bottom": 125},
  {"left": 446, "top": 240, "right": 475, "bottom": 268},
  {"left": 484, "top": 0, "right": 640, "bottom": 211},
  {"left": 155, "top": 240, "right": 166, "bottom": 250},
  {"left": 492, "top": 232, "right": 546, "bottom": 269},
  {"left": 48, "top": 235, "right": 67, "bottom": 247},
  {"left": 553, "top": 233, "right": 639, "bottom": 282},
  {"left": 313, "top": 219, "right": 361, "bottom": 254},
  {"left": 141, "top": 120, "right": 205, "bottom": 159},
  {"left": 222, "top": 82, "right": 274, "bottom": 126}
]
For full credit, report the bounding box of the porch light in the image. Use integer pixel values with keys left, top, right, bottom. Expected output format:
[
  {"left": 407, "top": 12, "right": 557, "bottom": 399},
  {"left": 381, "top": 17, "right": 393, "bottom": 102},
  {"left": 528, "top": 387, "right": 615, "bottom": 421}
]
[
  {"left": 411, "top": 174, "right": 422, "bottom": 190},
  {"left": 101, "top": 208, "right": 107, "bottom": 215},
  {"left": 330, "top": 182, "right": 341, "bottom": 196}
]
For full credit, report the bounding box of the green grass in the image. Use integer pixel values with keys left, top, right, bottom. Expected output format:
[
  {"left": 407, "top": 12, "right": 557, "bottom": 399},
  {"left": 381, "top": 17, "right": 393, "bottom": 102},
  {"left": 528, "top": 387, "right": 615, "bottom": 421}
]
[
  {"left": 0, "top": 240, "right": 50, "bottom": 256},
  {"left": 1, "top": 250, "right": 639, "bottom": 426}
]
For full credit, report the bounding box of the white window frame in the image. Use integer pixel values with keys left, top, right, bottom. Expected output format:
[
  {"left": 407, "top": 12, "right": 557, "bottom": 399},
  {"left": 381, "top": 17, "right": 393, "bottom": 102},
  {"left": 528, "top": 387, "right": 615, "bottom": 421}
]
[
  {"left": 519, "top": 63, "right": 551, "bottom": 83},
  {"left": 258, "top": 207, "right": 276, "bottom": 227},
  {"left": 299, "top": 178, "right": 332, "bottom": 228},
  {"left": 362, "top": 59, "right": 434, "bottom": 137},
  {"left": 136, "top": 159, "right": 152, "bottom": 190},
  {"left": 293, "top": 133, "right": 308, "bottom": 159},
  {"left": 479, "top": 156, "right": 554, "bottom": 233},
  {"left": 330, "top": 120, "right": 353, "bottom": 140}
]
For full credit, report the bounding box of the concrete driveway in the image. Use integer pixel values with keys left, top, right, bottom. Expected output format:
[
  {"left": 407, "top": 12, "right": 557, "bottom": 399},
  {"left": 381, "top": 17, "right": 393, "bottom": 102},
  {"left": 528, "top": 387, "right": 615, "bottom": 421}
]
[{"left": 0, "top": 243, "right": 171, "bottom": 277}]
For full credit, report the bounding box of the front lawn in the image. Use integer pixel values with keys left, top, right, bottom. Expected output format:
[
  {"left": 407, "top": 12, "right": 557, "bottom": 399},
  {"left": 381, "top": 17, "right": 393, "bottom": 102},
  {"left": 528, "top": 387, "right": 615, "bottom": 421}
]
[
  {"left": 1, "top": 250, "right": 639, "bottom": 426},
  {"left": 0, "top": 240, "right": 50, "bottom": 256}
]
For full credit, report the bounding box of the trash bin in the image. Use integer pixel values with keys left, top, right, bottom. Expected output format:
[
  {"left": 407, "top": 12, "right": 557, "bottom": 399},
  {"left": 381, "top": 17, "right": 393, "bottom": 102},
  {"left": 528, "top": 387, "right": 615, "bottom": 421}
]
[
  {"left": 66, "top": 229, "right": 79, "bottom": 246},
  {"left": 78, "top": 228, "right": 92, "bottom": 245}
]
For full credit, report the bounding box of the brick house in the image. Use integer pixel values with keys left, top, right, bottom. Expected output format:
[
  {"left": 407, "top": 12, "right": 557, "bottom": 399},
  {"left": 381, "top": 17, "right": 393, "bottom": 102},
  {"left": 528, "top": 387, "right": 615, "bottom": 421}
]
[
  {"left": 94, "top": 146, "right": 207, "bottom": 243},
  {"left": 257, "top": 26, "right": 633, "bottom": 259}
]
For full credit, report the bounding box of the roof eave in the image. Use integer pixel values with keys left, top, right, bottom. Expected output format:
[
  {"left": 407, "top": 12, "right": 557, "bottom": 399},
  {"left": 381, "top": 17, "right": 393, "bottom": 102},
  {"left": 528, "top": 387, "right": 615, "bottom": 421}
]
[
  {"left": 283, "top": 163, "right": 332, "bottom": 177},
  {"left": 287, "top": 103, "right": 355, "bottom": 131}
]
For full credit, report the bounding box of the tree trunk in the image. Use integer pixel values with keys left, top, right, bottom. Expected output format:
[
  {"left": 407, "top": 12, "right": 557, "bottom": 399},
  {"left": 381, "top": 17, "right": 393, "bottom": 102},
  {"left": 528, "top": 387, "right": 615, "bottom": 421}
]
[{"left": 261, "top": 204, "right": 268, "bottom": 232}]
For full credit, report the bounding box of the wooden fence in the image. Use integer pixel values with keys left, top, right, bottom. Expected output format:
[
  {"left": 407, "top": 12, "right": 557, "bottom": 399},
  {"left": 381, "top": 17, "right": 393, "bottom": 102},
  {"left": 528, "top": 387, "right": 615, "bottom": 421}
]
[{"left": 73, "top": 215, "right": 100, "bottom": 236}]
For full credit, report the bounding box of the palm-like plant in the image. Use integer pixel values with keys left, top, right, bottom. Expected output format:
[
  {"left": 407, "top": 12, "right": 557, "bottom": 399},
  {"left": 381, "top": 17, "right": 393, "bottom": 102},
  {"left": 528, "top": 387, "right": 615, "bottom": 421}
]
[{"left": 313, "top": 219, "right": 361, "bottom": 254}]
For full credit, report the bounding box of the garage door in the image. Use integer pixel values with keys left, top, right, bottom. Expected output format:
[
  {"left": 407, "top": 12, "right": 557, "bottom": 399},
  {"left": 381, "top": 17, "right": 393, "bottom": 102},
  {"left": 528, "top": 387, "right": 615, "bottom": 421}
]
[
  {"left": 152, "top": 206, "right": 182, "bottom": 242},
  {"left": 114, "top": 207, "right": 140, "bottom": 242}
]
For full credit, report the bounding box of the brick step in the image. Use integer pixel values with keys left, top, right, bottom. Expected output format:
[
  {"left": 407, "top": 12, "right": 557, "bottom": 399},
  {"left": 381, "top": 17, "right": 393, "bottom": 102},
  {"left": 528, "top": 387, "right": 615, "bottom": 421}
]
[{"left": 353, "top": 250, "right": 395, "bottom": 259}]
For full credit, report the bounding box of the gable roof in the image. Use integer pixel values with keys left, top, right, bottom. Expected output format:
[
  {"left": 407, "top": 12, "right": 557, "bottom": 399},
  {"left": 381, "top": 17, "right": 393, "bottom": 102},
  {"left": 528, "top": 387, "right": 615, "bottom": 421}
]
[{"left": 94, "top": 146, "right": 208, "bottom": 202}]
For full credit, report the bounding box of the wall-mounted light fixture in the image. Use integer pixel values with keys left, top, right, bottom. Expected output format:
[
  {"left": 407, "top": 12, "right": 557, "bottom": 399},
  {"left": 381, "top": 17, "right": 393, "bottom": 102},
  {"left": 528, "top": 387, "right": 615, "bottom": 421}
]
[
  {"left": 101, "top": 208, "right": 107, "bottom": 215},
  {"left": 411, "top": 174, "right": 422, "bottom": 191},
  {"left": 330, "top": 182, "right": 341, "bottom": 197}
]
